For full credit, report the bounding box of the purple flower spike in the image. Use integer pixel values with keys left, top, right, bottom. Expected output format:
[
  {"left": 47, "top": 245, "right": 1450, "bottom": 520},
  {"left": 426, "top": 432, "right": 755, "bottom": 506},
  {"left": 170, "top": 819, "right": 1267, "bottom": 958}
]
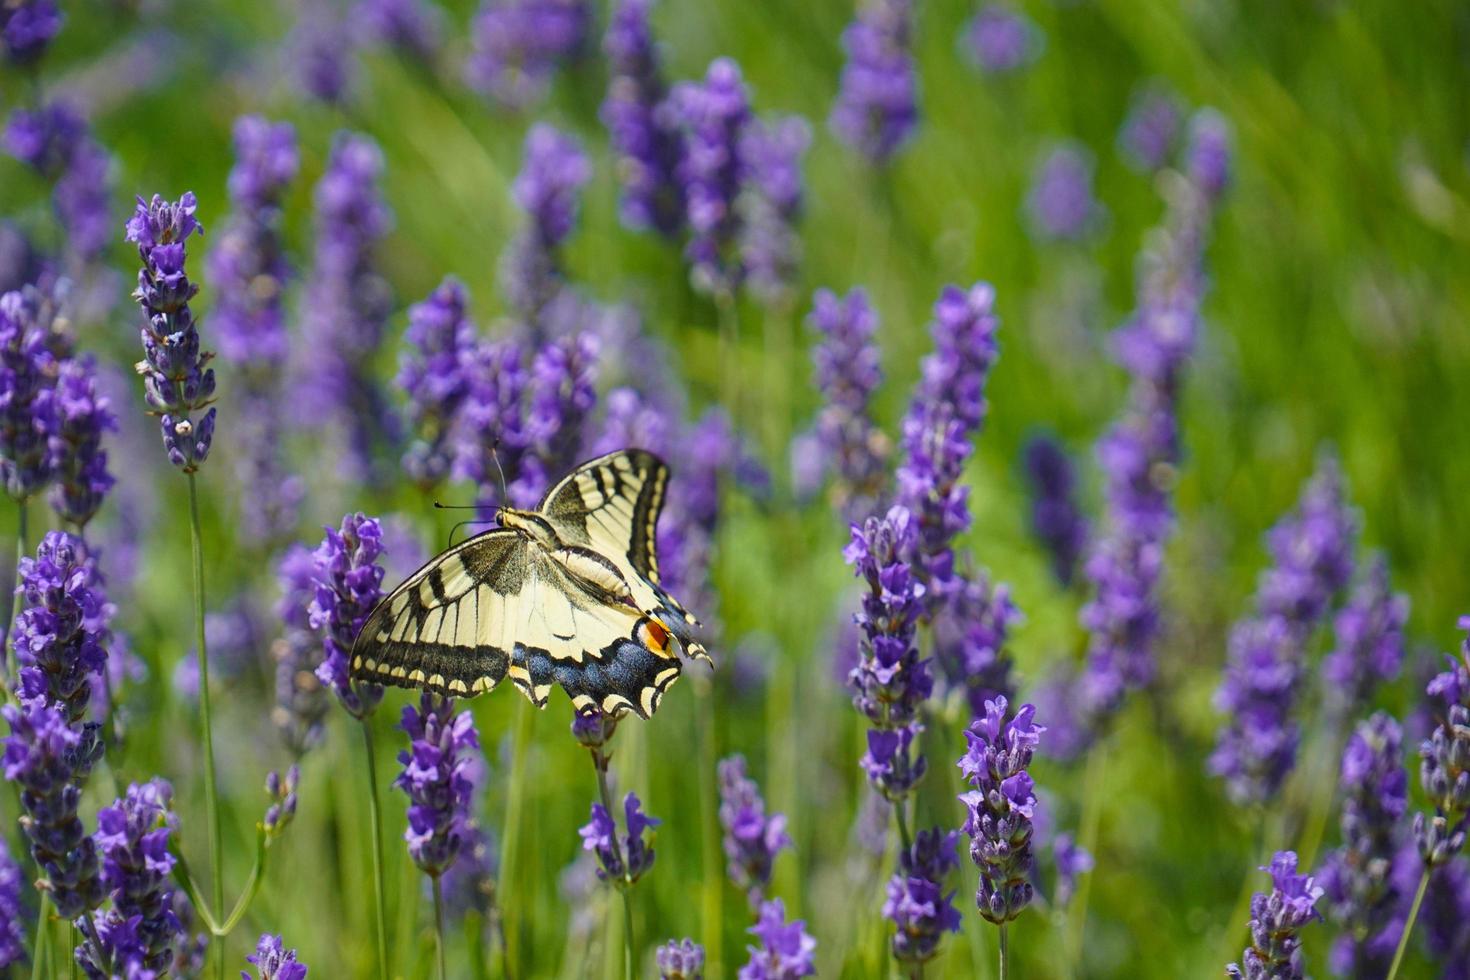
[
  {"left": 244, "top": 933, "right": 309, "bottom": 980},
  {"left": 1227, "top": 851, "right": 1323, "bottom": 980},
  {"left": 357, "top": 0, "right": 442, "bottom": 62},
  {"left": 13, "top": 530, "right": 109, "bottom": 723},
  {"left": 0, "top": 287, "right": 60, "bottom": 501},
  {"left": 399, "top": 277, "right": 477, "bottom": 490},
  {"left": 1185, "top": 108, "right": 1233, "bottom": 205},
  {"left": 502, "top": 125, "right": 591, "bottom": 333},
  {"left": 1414, "top": 616, "right": 1470, "bottom": 868},
  {"left": 48, "top": 357, "right": 116, "bottom": 528},
  {"left": 830, "top": 0, "right": 918, "bottom": 165},
  {"left": 718, "top": 755, "right": 793, "bottom": 905},
  {"left": 806, "top": 287, "right": 889, "bottom": 521},
  {"left": 739, "top": 114, "right": 811, "bottom": 306},
  {"left": 602, "top": 0, "right": 685, "bottom": 237},
  {"left": 958, "top": 697, "right": 1044, "bottom": 924},
  {"left": 125, "top": 191, "right": 217, "bottom": 474},
  {"left": 1118, "top": 85, "right": 1183, "bottom": 173},
  {"left": 1320, "top": 713, "right": 1410, "bottom": 977},
  {"left": 2, "top": 0, "right": 63, "bottom": 65},
  {"left": 0, "top": 840, "right": 23, "bottom": 968},
  {"left": 657, "top": 938, "right": 705, "bottom": 979},
  {"left": 738, "top": 898, "right": 816, "bottom": 980},
  {"left": 884, "top": 828, "right": 961, "bottom": 963},
  {"left": 1021, "top": 435, "right": 1088, "bottom": 588},
  {"left": 963, "top": 4, "right": 1041, "bottom": 75},
  {"left": 1322, "top": 555, "right": 1407, "bottom": 717},
  {"left": 396, "top": 693, "right": 481, "bottom": 877},
  {"left": 1026, "top": 143, "right": 1103, "bottom": 242},
  {"left": 309, "top": 513, "right": 387, "bottom": 720},
  {"left": 673, "top": 58, "right": 752, "bottom": 297},
  {"left": 82, "top": 779, "right": 183, "bottom": 975},
  {"left": 579, "top": 791, "right": 659, "bottom": 885},
  {"left": 466, "top": 0, "right": 591, "bottom": 109}
]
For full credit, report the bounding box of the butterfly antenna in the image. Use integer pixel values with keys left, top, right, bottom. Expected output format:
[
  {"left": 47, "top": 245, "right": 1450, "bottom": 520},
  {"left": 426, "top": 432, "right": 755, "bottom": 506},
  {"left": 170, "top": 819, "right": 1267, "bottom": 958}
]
[{"left": 489, "top": 438, "right": 511, "bottom": 507}]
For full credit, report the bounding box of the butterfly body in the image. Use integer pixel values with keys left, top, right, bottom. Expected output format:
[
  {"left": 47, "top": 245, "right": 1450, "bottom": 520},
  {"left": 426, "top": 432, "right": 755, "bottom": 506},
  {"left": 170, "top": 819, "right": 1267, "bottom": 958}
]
[{"left": 350, "top": 450, "right": 708, "bottom": 718}]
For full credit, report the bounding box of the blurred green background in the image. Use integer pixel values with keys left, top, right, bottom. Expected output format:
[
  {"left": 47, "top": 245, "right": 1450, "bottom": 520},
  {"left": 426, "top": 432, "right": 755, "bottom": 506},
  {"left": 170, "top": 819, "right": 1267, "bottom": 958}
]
[{"left": 3, "top": 0, "right": 1469, "bottom": 976}]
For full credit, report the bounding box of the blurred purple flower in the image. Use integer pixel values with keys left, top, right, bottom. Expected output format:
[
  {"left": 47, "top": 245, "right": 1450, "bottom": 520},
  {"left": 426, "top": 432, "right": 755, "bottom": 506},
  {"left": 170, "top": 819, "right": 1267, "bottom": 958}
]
[
  {"left": 47, "top": 356, "right": 116, "bottom": 528},
  {"left": 1212, "top": 459, "right": 1357, "bottom": 805},
  {"left": 502, "top": 124, "right": 591, "bottom": 335},
  {"left": 963, "top": 4, "right": 1041, "bottom": 75},
  {"left": 1021, "top": 434, "right": 1088, "bottom": 588},
  {"left": 13, "top": 530, "right": 109, "bottom": 723},
  {"left": 396, "top": 693, "right": 480, "bottom": 877},
  {"left": 1026, "top": 143, "right": 1102, "bottom": 242},
  {"left": 0, "top": 840, "right": 22, "bottom": 968},
  {"left": 1421, "top": 855, "right": 1470, "bottom": 977},
  {"left": 453, "top": 337, "right": 535, "bottom": 507},
  {"left": 174, "top": 596, "right": 267, "bottom": 701},
  {"left": 884, "top": 827, "right": 961, "bottom": 963},
  {"left": 718, "top": 755, "right": 793, "bottom": 905},
  {"left": 244, "top": 933, "right": 309, "bottom": 980},
  {"left": 1118, "top": 85, "right": 1183, "bottom": 173},
  {"left": 579, "top": 791, "right": 659, "bottom": 884},
  {"left": 82, "top": 779, "right": 183, "bottom": 975},
  {"left": 958, "top": 696, "right": 1044, "bottom": 924},
  {"left": 309, "top": 512, "right": 387, "bottom": 720},
  {"left": 357, "top": 0, "right": 442, "bottom": 61},
  {"left": 303, "top": 133, "right": 397, "bottom": 481},
  {"left": 739, "top": 114, "right": 810, "bottom": 306},
  {"left": 274, "top": 543, "right": 331, "bottom": 753},
  {"left": 1185, "top": 108, "right": 1233, "bottom": 205},
  {"left": 1051, "top": 833, "right": 1093, "bottom": 907},
  {"left": 601, "top": 0, "right": 685, "bottom": 237},
  {"left": 526, "top": 330, "right": 599, "bottom": 477},
  {"left": 738, "top": 898, "right": 816, "bottom": 980},
  {"left": 125, "top": 191, "right": 217, "bottom": 473},
  {"left": 399, "top": 277, "right": 476, "bottom": 490},
  {"left": 830, "top": 0, "right": 917, "bottom": 165},
  {"left": 1226, "top": 851, "right": 1323, "bottom": 980},
  {"left": 806, "top": 287, "right": 888, "bottom": 522},
  {"left": 0, "top": 287, "right": 60, "bottom": 501},
  {"left": 931, "top": 573, "right": 1020, "bottom": 716},
  {"left": 2, "top": 700, "right": 103, "bottom": 919},
  {"left": 673, "top": 58, "right": 752, "bottom": 297},
  {"left": 291, "top": 4, "right": 357, "bottom": 105},
  {"left": 1323, "top": 555, "right": 1407, "bottom": 718},
  {"left": 1319, "top": 712, "right": 1410, "bottom": 977},
  {"left": 657, "top": 938, "right": 705, "bottom": 979},
  {"left": 1414, "top": 616, "right": 1470, "bottom": 867},
  {"left": 466, "top": 0, "right": 590, "bottom": 109},
  {"left": 2, "top": 0, "right": 63, "bottom": 64}
]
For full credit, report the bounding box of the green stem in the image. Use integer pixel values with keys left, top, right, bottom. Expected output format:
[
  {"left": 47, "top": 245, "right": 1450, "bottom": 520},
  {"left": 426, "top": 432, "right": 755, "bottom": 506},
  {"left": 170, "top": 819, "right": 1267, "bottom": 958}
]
[
  {"left": 186, "top": 474, "right": 225, "bottom": 980},
  {"left": 998, "top": 923, "right": 1009, "bottom": 980},
  {"left": 30, "top": 893, "right": 50, "bottom": 980},
  {"left": 1385, "top": 868, "right": 1430, "bottom": 980},
  {"left": 1064, "top": 742, "right": 1108, "bottom": 970},
  {"left": 695, "top": 678, "right": 722, "bottom": 974},
  {"left": 619, "top": 890, "right": 635, "bottom": 980},
  {"left": 497, "top": 699, "right": 532, "bottom": 975},
  {"left": 70, "top": 924, "right": 78, "bottom": 980},
  {"left": 360, "top": 719, "right": 390, "bottom": 980},
  {"left": 5, "top": 499, "right": 28, "bottom": 687},
  {"left": 591, "top": 753, "right": 633, "bottom": 980},
  {"left": 432, "top": 875, "right": 447, "bottom": 980},
  {"left": 893, "top": 798, "right": 914, "bottom": 854}
]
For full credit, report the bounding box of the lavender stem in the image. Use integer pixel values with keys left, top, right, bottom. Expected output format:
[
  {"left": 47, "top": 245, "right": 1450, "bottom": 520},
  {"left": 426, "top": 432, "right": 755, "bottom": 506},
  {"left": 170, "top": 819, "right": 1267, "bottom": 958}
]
[
  {"left": 696, "top": 678, "right": 722, "bottom": 973},
  {"left": 1065, "top": 742, "right": 1107, "bottom": 969},
  {"left": 360, "top": 719, "right": 389, "bottom": 980},
  {"left": 432, "top": 875, "right": 447, "bottom": 980},
  {"left": 497, "top": 699, "right": 532, "bottom": 972},
  {"left": 590, "top": 752, "right": 633, "bottom": 980},
  {"left": 187, "top": 473, "right": 225, "bottom": 980},
  {"left": 1385, "top": 868, "right": 1429, "bottom": 980},
  {"left": 998, "top": 923, "right": 1009, "bottom": 980},
  {"left": 28, "top": 893, "right": 48, "bottom": 980}
]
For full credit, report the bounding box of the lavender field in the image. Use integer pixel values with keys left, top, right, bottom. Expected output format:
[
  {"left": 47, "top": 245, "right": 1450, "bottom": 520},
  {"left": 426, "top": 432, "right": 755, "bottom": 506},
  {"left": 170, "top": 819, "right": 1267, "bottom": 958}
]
[{"left": 1, "top": 0, "right": 1468, "bottom": 977}]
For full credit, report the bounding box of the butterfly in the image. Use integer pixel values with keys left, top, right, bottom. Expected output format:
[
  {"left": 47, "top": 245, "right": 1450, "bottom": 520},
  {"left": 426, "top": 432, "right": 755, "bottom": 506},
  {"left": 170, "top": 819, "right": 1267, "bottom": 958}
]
[{"left": 350, "top": 449, "right": 709, "bottom": 718}]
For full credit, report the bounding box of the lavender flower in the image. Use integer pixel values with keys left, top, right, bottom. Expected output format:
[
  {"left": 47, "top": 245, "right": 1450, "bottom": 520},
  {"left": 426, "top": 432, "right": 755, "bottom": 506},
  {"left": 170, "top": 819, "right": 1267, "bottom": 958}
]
[
  {"left": 396, "top": 693, "right": 480, "bottom": 877},
  {"left": 657, "top": 938, "right": 705, "bottom": 979},
  {"left": 1021, "top": 434, "right": 1088, "bottom": 587},
  {"left": 263, "top": 765, "right": 300, "bottom": 838},
  {"left": 1185, "top": 108, "right": 1233, "bottom": 205},
  {"left": 806, "top": 287, "right": 888, "bottom": 521},
  {"left": 1319, "top": 713, "right": 1409, "bottom": 977},
  {"left": 292, "top": 4, "right": 357, "bottom": 105},
  {"left": 13, "top": 530, "right": 109, "bottom": 722},
  {"left": 0, "top": 287, "right": 59, "bottom": 501},
  {"left": 244, "top": 933, "right": 308, "bottom": 980},
  {"left": 274, "top": 544, "right": 331, "bottom": 752},
  {"left": 83, "top": 779, "right": 183, "bottom": 975},
  {"left": 1226, "top": 851, "right": 1323, "bottom": 980},
  {"left": 2, "top": 700, "right": 103, "bottom": 918},
  {"left": 357, "top": 0, "right": 442, "bottom": 61},
  {"left": 737, "top": 898, "right": 816, "bottom": 980},
  {"left": 1414, "top": 616, "right": 1470, "bottom": 867},
  {"left": 1212, "top": 460, "right": 1357, "bottom": 805},
  {"left": 884, "top": 828, "right": 961, "bottom": 963},
  {"left": 718, "top": 755, "right": 793, "bottom": 905},
  {"left": 930, "top": 573, "right": 1020, "bottom": 717},
  {"left": 739, "top": 114, "right": 810, "bottom": 306},
  {"left": 125, "top": 191, "right": 217, "bottom": 473},
  {"left": 846, "top": 506, "right": 931, "bottom": 798},
  {"left": 601, "top": 0, "right": 685, "bottom": 236},
  {"left": 502, "top": 124, "right": 591, "bottom": 334},
  {"left": 309, "top": 513, "right": 387, "bottom": 720},
  {"left": 673, "top": 58, "right": 751, "bottom": 297},
  {"left": 963, "top": 4, "right": 1040, "bottom": 75},
  {"left": 579, "top": 792, "right": 659, "bottom": 885},
  {"left": 304, "top": 133, "right": 396, "bottom": 481},
  {"left": 398, "top": 277, "right": 476, "bottom": 490},
  {"left": 1421, "top": 856, "right": 1470, "bottom": 977},
  {"left": 466, "top": 0, "right": 591, "bottom": 109},
  {"left": 453, "top": 337, "right": 534, "bottom": 507},
  {"left": 1118, "top": 85, "right": 1183, "bottom": 173},
  {"left": 958, "top": 697, "right": 1044, "bottom": 923},
  {"left": 46, "top": 357, "right": 115, "bottom": 528},
  {"left": 525, "top": 331, "right": 598, "bottom": 478},
  {"left": 1026, "top": 143, "right": 1102, "bottom": 242},
  {"left": 1050, "top": 833, "right": 1093, "bottom": 907},
  {"left": 2, "top": 0, "right": 63, "bottom": 64},
  {"left": 1322, "top": 555, "right": 1407, "bottom": 718},
  {"left": 0, "top": 840, "right": 25, "bottom": 968},
  {"left": 830, "top": 0, "right": 917, "bottom": 165}
]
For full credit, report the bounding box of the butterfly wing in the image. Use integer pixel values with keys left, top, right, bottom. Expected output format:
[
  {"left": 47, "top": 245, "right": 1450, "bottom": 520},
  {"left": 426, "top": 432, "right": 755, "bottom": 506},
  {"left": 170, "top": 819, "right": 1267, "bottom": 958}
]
[{"left": 537, "top": 449, "right": 706, "bottom": 658}]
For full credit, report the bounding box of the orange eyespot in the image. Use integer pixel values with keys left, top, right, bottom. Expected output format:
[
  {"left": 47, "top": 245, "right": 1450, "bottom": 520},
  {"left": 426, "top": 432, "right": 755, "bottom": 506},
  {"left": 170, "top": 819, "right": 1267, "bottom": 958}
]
[{"left": 642, "top": 618, "right": 670, "bottom": 654}]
